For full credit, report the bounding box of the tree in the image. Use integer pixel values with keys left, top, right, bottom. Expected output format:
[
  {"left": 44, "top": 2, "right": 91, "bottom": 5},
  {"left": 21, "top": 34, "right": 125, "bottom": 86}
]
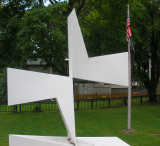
[
  {"left": 0, "top": 0, "right": 36, "bottom": 69},
  {"left": 43, "top": 0, "right": 87, "bottom": 16},
  {"left": 80, "top": 0, "right": 128, "bottom": 57},
  {"left": 0, "top": 0, "right": 37, "bottom": 101},
  {"left": 16, "top": 0, "right": 88, "bottom": 75},
  {"left": 0, "top": 69, "right": 7, "bottom": 102},
  {"left": 2, "top": 0, "right": 159, "bottom": 102},
  {"left": 80, "top": 0, "right": 160, "bottom": 102},
  {"left": 0, "top": 0, "right": 88, "bottom": 74},
  {"left": 17, "top": 3, "right": 69, "bottom": 75},
  {"left": 130, "top": 0, "right": 160, "bottom": 102}
]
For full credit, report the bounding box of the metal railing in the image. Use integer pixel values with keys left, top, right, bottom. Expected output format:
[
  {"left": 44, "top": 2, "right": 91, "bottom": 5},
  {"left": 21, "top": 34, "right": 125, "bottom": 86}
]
[{"left": 0, "top": 95, "right": 159, "bottom": 112}]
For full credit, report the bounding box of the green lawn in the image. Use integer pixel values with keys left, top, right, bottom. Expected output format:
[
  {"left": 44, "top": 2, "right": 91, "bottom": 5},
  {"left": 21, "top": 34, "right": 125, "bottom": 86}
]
[{"left": 0, "top": 105, "right": 160, "bottom": 146}]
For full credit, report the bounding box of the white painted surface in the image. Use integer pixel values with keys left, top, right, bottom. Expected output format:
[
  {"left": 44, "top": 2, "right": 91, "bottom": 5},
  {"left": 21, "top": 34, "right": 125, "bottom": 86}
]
[
  {"left": 68, "top": 9, "right": 128, "bottom": 86},
  {"left": 7, "top": 68, "right": 76, "bottom": 144},
  {"left": 9, "top": 135, "right": 130, "bottom": 146},
  {"left": 77, "top": 137, "right": 130, "bottom": 146},
  {"left": 8, "top": 9, "right": 130, "bottom": 146},
  {"left": 9, "top": 135, "right": 69, "bottom": 146}
]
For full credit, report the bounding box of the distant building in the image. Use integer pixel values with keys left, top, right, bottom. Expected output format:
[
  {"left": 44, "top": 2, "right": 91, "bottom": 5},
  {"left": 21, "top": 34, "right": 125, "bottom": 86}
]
[
  {"left": 110, "top": 84, "right": 128, "bottom": 93},
  {"left": 74, "top": 80, "right": 128, "bottom": 95},
  {"left": 27, "top": 58, "right": 52, "bottom": 74},
  {"left": 74, "top": 83, "right": 111, "bottom": 95},
  {"left": 26, "top": 59, "right": 152, "bottom": 97}
]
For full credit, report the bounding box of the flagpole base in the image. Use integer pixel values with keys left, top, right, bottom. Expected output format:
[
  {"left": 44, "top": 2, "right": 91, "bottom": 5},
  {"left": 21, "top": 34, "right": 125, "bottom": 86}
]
[{"left": 121, "top": 129, "right": 137, "bottom": 134}]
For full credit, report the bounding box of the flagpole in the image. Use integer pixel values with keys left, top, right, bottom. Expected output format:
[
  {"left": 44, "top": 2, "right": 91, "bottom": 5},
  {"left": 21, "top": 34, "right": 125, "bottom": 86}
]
[{"left": 127, "top": 4, "right": 131, "bottom": 130}]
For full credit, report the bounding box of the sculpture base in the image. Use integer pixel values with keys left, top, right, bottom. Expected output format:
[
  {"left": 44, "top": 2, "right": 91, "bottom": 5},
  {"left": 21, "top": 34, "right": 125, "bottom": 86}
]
[{"left": 9, "top": 135, "right": 129, "bottom": 146}]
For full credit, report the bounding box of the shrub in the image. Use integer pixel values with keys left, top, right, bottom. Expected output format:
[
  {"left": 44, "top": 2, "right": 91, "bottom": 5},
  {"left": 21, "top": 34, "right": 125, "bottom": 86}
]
[{"left": 0, "top": 69, "right": 7, "bottom": 102}]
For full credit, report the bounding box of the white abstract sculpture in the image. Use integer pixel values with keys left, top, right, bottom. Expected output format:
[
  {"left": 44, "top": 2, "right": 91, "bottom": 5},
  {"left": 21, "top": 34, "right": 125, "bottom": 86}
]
[
  {"left": 7, "top": 68, "right": 76, "bottom": 144},
  {"left": 8, "top": 9, "right": 129, "bottom": 146},
  {"left": 68, "top": 10, "right": 128, "bottom": 86}
]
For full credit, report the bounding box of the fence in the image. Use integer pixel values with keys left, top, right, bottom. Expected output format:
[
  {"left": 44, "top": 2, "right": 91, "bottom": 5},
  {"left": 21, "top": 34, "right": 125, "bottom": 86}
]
[
  {"left": 0, "top": 95, "right": 160, "bottom": 112},
  {"left": 74, "top": 91, "right": 149, "bottom": 99}
]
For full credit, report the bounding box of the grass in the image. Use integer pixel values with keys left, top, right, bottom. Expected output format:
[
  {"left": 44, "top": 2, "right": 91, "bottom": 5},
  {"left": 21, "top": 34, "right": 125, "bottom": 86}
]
[{"left": 0, "top": 105, "right": 160, "bottom": 146}]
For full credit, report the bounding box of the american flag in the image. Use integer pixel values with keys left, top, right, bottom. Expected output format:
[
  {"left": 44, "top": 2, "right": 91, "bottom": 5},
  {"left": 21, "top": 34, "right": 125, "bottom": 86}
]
[
  {"left": 126, "top": 8, "right": 132, "bottom": 42},
  {"left": 126, "top": 5, "right": 135, "bottom": 65}
]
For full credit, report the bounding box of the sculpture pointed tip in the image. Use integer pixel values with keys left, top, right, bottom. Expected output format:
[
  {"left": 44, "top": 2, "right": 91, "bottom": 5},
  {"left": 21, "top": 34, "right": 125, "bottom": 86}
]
[{"left": 68, "top": 8, "right": 76, "bottom": 18}]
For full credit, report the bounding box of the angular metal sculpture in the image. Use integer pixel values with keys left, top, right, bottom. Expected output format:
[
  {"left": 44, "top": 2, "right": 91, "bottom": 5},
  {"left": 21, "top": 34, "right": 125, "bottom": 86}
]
[
  {"left": 7, "top": 68, "right": 76, "bottom": 144},
  {"left": 8, "top": 9, "right": 129, "bottom": 146},
  {"left": 68, "top": 10, "right": 128, "bottom": 86}
]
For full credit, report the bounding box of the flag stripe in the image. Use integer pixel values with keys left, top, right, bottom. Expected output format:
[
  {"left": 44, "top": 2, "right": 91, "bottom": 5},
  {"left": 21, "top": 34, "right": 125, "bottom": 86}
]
[{"left": 126, "top": 9, "right": 132, "bottom": 42}]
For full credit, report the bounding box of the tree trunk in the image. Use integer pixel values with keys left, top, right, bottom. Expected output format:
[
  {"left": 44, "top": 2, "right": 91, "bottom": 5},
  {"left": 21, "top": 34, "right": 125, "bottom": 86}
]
[
  {"left": 148, "top": 86, "right": 157, "bottom": 102},
  {"left": 147, "top": 8, "right": 160, "bottom": 103}
]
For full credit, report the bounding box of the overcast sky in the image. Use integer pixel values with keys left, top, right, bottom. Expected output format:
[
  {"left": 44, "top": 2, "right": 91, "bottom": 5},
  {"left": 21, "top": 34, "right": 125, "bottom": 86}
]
[{"left": 44, "top": 0, "right": 67, "bottom": 6}]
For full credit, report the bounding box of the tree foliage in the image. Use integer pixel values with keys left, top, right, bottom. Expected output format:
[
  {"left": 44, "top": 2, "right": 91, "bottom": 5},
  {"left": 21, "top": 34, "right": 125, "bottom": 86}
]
[
  {"left": 0, "top": 0, "right": 87, "bottom": 101},
  {"left": 0, "top": 0, "right": 34, "bottom": 68},
  {"left": 46, "top": 0, "right": 87, "bottom": 16},
  {"left": 129, "top": 0, "right": 160, "bottom": 101},
  {"left": 0, "top": 69, "right": 7, "bottom": 102},
  {"left": 0, "top": 0, "right": 87, "bottom": 74},
  {"left": 79, "top": 0, "right": 160, "bottom": 101},
  {"left": 17, "top": 3, "right": 68, "bottom": 74},
  {"left": 81, "top": 0, "right": 128, "bottom": 57},
  {"left": 0, "top": 0, "right": 159, "bottom": 102}
]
